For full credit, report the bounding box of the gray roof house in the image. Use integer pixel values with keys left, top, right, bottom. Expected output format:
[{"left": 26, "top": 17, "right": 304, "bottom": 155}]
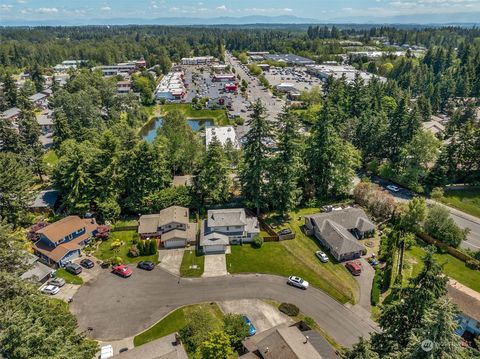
[
  {"left": 304, "top": 208, "right": 374, "bottom": 262},
  {"left": 21, "top": 253, "right": 55, "bottom": 283},
  {"left": 200, "top": 208, "right": 260, "bottom": 254},
  {"left": 30, "top": 189, "right": 60, "bottom": 212},
  {"left": 138, "top": 206, "right": 197, "bottom": 249},
  {"left": 1, "top": 107, "right": 21, "bottom": 120}
]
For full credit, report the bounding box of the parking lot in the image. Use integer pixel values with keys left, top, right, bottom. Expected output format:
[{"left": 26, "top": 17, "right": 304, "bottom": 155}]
[{"left": 263, "top": 66, "right": 323, "bottom": 92}]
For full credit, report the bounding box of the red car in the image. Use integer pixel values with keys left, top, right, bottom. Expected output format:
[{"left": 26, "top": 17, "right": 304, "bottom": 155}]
[
  {"left": 346, "top": 261, "right": 362, "bottom": 276},
  {"left": 112, "top": 264, "right": 132, "bottom": 278}
]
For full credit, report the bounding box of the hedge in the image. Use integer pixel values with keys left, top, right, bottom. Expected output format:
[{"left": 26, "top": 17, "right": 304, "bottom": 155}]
[
  {"left": 371, "top": 268, "right": 383, "bottom": 306},
  {"left": 279, "top": 303, "right": 299, "bottom": 317}
]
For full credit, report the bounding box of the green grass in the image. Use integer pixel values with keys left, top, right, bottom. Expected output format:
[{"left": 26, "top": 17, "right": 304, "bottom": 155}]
[
  {"left": 133, "top": 302, "right": 224, "bottom": 347},
  {"left": 403, "top": 241, "right": 480, "bottom": 292},
  {"left": 55, "top": 268, "right": 84, "bottom": 285},
  {"left": 180, "top": 250, "right": 205, "bottom": 277},
  {"left": 43, "top": 150, "right": 59, "bottom": 168},
  {"left": 439, "top": 189, "right": 480, "bottom": 218},
  {"left": 227, "top": 208, "right": 360, "bottom": 304},
  {"left": 113, "top": 218, "right": 139, "bottom": 227},
  {"left": 158, "top": 103, "right": 229, "bottom": 125},
  {"left": 94, "top": 230, "right": 159, "bottom": 264}
]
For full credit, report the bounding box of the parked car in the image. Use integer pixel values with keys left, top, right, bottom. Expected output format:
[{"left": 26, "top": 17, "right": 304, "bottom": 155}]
[
  {"left": 386, "top": 184, "right": 400, "bottom": 192},
  {"left": 278, "top": 228, "right": 293, "bottom": 236},
  {"left": 65, "top": 262, "right": 82, "bottom": 275},
  {"left": 243, "top": 315, "right": 257, "bottom": 336},
  {"left": 287, "top": 276, "right": 309, "bottom": 290},
  {"left": 368, "top": 256, "right": 379, "bottom": 267},
  {"left": 137, "top": 261, "right": 155, "bottom": 271},
  {"left": 49, "top": 277, "right": 66, "bottom": 287},
  {"left": 41, "top": 284, "right": 60, "bottom": 295},
  {"left": 80, "top": 258, "right": 94, "bottom": 269},
  {"left": 112, "top": 264, "right": 132, "bottom": 278},
  {"left": 346, "top": 261, "right": 362, "bottom": 276},
  {"left": 315, "top": 251, "right": 329, "bottom": 263}
]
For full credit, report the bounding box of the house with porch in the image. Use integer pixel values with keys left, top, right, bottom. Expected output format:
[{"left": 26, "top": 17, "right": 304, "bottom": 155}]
[
  {"left": 200, "top": 208, "right": 260, "bottom": 254},
  {"left": 304, "top": 208, "right": 374, "bottom": 262},
  {"left": 32, "top": 216, "right": 98, "bottom": 267},
  {"left": 138, "top": 206, "right": 197, "bottom": 248}
]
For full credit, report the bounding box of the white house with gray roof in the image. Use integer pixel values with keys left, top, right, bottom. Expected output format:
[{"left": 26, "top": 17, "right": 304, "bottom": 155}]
[
  {"left": 200, "top": 208, "right": 260, "bottom": 254},
  {"left": 304, "top": 208, "right": 374, "bottom": 261}
]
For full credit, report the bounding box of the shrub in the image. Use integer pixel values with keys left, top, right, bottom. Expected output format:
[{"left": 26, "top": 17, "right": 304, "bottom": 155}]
[
  {"left": 128, "top": 245, "right": 140, "bottom": 258},
  {"left": 303, "top": 316, "right": 315, "bottom": 327},
  {"left": 252, "top": 235, "right": 264, "bottom": 249},
  {"left": 466, "top": 259, "right": 480, "bottom": 271},
  {"left": 110, "top": 239, "right": 122, "bottom": 251},
  {"left": 149, "top": 239, "right": 158, "bottom": 255},
  {"left": 279, "top": 303, "right": 299, "bottom": 317},
  {"left": 431, "top": 187, "right": 444, "bottom": 201},
  {"left": 371, "top": 269, "right": 383, "bottom": 306}
]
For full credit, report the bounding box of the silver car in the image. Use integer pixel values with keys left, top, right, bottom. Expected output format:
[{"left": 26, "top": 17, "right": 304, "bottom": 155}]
[
  {"left": 315, "top": 251, "right": 329, "bottom": 263},
  {"left": 49, "top": 277, "right": 66, "bottom": 287},
  {"left": 41, "top": 284, "right": 60, "bottom": 295},
  {"left": 287, "top": 276, "right": 309, "bottom": 290}
]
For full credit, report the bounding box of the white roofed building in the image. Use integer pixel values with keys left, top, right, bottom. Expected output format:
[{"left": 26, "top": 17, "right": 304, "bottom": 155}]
[{"left": 206, "top": 126, "right": 239, "bottom": 149}]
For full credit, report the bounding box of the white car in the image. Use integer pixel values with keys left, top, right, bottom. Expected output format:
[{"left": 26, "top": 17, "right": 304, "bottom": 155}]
[
  {"left": 386, "top": 184, "right": 400, "bottom": 192},
  {"left": 315, "top": 251, "right": 329, "bottom": 263},
  {"left": 287, "top": 276, "right": 309, "bottom": 290},
  {"left": 41, "top": 284, "right": 60, "bottom": 295}
]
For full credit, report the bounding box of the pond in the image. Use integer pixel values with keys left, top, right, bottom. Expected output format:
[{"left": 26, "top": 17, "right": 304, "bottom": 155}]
[{"left": 140, "top": 117, "right": 214, "bottom": 143}]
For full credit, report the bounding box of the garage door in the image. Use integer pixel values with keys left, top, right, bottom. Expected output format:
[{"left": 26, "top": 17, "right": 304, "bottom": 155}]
[
  {"left": 164, "top": 239, "right": 186, "bottom": 249},
  {"left": 204, "top": 245, "right": 226, "bottom": 254}
]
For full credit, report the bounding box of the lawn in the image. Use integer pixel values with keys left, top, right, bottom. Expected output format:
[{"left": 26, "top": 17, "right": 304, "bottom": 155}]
[
  {"left": 439, "top": 189, "right": 480, "bottom": 218},
  {"left": 158, "top": 103, "right": 229, "bottom": 125},
  {"left": 403, "top": 241, "right": 480, "bottom": 292},
  {"left": 180, "top": 249, "right": 205, "bottom": 277},
  {"left": 43, "top": 150, "right": 59, "bottom": 168},
  {"left": 94, "top": 230, "right": 159, "bottom": 264},
  {"left": 133, "top": 302, "right": 224, "bottom": 347},
  {"left": 55, "top": 268, "right": 84, "bottom": 285},
  {"left": 227, "top": 208, "right": 360, "bottom": 304}
]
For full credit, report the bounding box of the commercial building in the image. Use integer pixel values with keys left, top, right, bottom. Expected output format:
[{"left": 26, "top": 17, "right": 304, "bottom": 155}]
[
  {"left": 212, "top": 64, "right": 229, "bottom": 73},
  {"left": 206, "top": 126, "right": 239, "bottom": 148},
  {"left": 181, "top": 56, "right": 214, "bottom": 65},
  {"left": 306, "top": 64, "right": 386, "bottom": 84},
  {"left": 95, "top": 59, "right": 146, "bottom": 77},
  {"left": 53, "top": 60, "right": 87, "bottom": 72},
  {"left": 276, "top": 82, "right": 297, "bottom": 93},
  {"left": 264, "top": 54, "right": 315, "bottom": 66},
  {"left": 213, "top": 74, "right": 236, "bottom": 82},
  {"left": 154, "top": 71, "right": 186, "bottom": 101},
  {"left": 225, "top": 83, "right": 238, "bottom": 92}
]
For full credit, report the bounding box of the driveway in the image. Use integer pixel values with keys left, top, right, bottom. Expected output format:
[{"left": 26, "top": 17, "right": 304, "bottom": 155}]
[
  {"left": 158, "top": 248, "right": 184, "bottom": 276},
  {"left": 71, "top": 270, "right": 379, "bottom": 348},
  {"left": 202, "top": 253, "right": 227, "bottom": 277},
  {"left": 348, "top": 258, "right": 375, "bottom": 321},
  {"left": 219, "top": 299, "right": 293, "bottom": 333}
]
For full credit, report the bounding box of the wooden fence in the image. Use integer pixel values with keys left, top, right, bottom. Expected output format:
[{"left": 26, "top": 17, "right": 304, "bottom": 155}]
[
  {"left": 417, "top": 232, "right": 475, "bottom": 263},
  {"left": 111, "top": 225, "right": 139, "bottom": 232}
]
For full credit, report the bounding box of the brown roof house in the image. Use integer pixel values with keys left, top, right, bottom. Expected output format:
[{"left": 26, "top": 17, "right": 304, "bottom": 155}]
[
  {"left": 448, "top": 281, "right": 480, "bottom": 338},
  {"left": 138, "top": 206, "right": 197, "bottom": 249},
  {"left": 304, "top": 208, "right": 374, "bottom": 262},
  {"left": 32, "top": 216, "right": 98, "bottom": 267},
  {"left": 242, "top": 324, "right": 324, "bottom": 359}
]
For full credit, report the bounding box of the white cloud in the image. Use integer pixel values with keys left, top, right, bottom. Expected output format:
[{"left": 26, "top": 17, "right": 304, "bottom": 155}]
[
  {"left": 35, "top": 7, "right": 58, "bottom": 14},
  {"left": 1, "top": 4, "right": 13, "bottom": 11},
  {"left": 16, "top": 0, "right": 27, "bottom": 3},
  {"left": 101, "top": 6, "right": 111, "bottom": 11},
  {"left": 216, "top": 5, "right": 227, "bottom": 11}
]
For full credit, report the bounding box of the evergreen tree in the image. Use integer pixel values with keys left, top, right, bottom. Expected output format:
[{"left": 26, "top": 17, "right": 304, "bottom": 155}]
[
  {"left": 18, "top": 109, "right": 45, "bottom": 181},
  {"left": 344, "top": 337, "right": 380, "bottom": 359},
  {"left": 3, "top": 73, "right": 17, "bottom": 108}
]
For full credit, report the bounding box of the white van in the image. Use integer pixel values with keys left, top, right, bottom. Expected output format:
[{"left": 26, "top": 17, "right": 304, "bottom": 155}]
[{"left": 100, "top": 345, "right": 113, "bottom": 359}]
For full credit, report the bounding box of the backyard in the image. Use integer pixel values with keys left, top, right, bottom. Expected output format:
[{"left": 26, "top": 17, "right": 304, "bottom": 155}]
[
  {"left": 93, "top": 230, "right": 159, "bottom": 264},
  {"left": 180, "top": 249, "right": 205, "bottom": 277},
  {"left": 227, "top": 208, "right": 360, "bottom": 304},
  {"left": 133, "top": 302, "right": 223, "bottom": 347},
  {"left": 439, "top": 188, "right": 480, "bottom": 218}
]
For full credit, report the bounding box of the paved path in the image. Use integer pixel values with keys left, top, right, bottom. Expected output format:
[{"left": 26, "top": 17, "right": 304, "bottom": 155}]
[
  {"left": 71, "top": 269, "right": 378, "bottom": 348},
  {"left": 202, "top": 253, "right": 228, "bottom": 277}
]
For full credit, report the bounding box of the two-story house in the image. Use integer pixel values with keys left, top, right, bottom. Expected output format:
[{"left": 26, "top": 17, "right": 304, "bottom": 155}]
[
  {"left": 32, "top": 216, "right": 98, "bottom": 267},
  {"left": 138, "top": 206, "right": 197, "bottom": 248},
  {"left": 200, "top": 208, "right": 260, "bottom": 254}
]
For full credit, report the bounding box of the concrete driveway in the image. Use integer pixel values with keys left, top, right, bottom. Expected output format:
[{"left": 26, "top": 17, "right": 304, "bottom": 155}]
[
  {"left": 158, "top": 248, "right": 184, "bottom": 276},
  {"left": 71, "top": 270, "right": 378, "bottom": 348},
  {"left": 219, "top": 299, "right": 293, "bottom": 333},
  {"left": 202, "top": 253, "right": 227, "bottom": 277},
  {"left": 348, "top": 258, "right": 375, "bottom": 321}
]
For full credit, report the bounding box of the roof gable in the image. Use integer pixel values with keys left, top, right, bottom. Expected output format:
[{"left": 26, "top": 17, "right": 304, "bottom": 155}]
[{"left": 207, "top": 208, "right": 247, "bottom": 227}]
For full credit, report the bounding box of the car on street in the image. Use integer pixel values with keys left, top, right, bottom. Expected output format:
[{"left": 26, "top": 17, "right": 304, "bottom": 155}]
[
  {"left": 346, "top": 261, "right": 362, "bottom": 276},
  {"left": 112, "top": 264, "right": 132, "bottom": 278},
  {"left": 49, "top": 277, "right": 66, "bottom": 287},
  {"left": 41, "top": 284, "right": 60, "bottom": 295},
  {"left": 243, "top": 315, "right": 257, "bottom": 336},
  {"left": 137, "top": 261, "right": 155, "bottom": 271},
  {"left": 287, "top": 276, "right": 309, "bottom": 290},
  {"left": 315, "top": 251, "right": 329, "bottom": 263},
  {"left": 386, "top": 184, "right": 400, "bottom": 192},
  {"left": 65, "top": 262, "right": 82, "bottom": 275},
  {"left": 80, "top": 258, "right": 95, "bottom": 269}
]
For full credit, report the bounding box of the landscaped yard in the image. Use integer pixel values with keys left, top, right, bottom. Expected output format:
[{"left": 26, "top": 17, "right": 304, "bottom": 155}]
[
  {"left": 43, "top": 150, "right": 59, "bottom": 168},
  {"left": 94, "top": 230, "right": 159, "bottom": 264},
  {"left": 403, "top": 240, "right": 480, "bottom": 292},
  {"left": 180, "top": 249, "right": 205, "bottom": 277},
  {"left": 55, "top": 268, "right": 84, "bottom": 285},
  {"left": 227, "top": 208, "right": 360, "bottom": 304},
  {"left": 158, "top": 103, "right": 229, "bottom": 125},
  {"left": 439, "top": 189, "right": 480, "bottom": 218},
  {"left": 133, "top": 302, "right": 223, "bottom": 347}
]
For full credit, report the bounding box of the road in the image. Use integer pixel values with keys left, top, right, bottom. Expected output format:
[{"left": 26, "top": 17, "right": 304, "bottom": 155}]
[{"left": 71, "top": 270, "right": 378, "bottom": 348}]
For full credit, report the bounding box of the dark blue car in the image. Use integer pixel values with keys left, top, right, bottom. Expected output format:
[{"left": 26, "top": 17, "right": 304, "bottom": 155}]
[{"left": 243, "top": 316, "right": 256, "bottom": 336}]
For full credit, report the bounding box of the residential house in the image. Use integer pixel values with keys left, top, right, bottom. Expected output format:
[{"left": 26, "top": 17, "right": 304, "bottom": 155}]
[
  {"left": 32, "top": 216, "right": 98, "bottom": 267},
  {"left": 20, "top": 253, "right": 55, "bottom": 284},
  {"left": 138, "top": 206, "right": 197, "bottom": 248},
  {"left": 36, "top": 109, "right": 54, "bottom": 134},
  {"left": 200, "top": 208, "right": 260, "bottom": 254},
  {"left": 448, "top": 281, "right": 480, "bottom": 340},
  {"left": 28, "top": 92, "right": 49, "bottom": 109},
  {"left": 304, "top": 208, "right": 374, "bottom": 261},
  {"left": 30, "top": 189, "right": 60, "bottom": 213},
  {"left": 117, "top": 81, "right": 132, "bottom": 94},
  {"left": 242, "top": 324, "right": 324, "bottom": 359},
  {"left": 1, "top": 107, "right": 21, "bottom": 122}
]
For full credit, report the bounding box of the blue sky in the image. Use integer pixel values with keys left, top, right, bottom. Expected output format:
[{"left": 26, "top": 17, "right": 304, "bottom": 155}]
[{"left": 1, "top": 0, "right": 479, "bottom": 20}]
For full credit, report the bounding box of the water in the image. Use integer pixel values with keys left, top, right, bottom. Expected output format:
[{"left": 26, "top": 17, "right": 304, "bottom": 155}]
[{"left": 141, "top": 117, "right": 214, "bottom": 143}]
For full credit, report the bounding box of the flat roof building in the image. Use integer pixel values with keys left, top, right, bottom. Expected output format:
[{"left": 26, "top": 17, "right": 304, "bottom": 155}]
[
  {"left": 264, "top": 54, "right": 315, "bottom": 66},
  {"left": 155, "top": 71, "right": 186, "bottom": 101},
  {"left": 206, "top": 126, "right": 239, "bottom": 149},
  {"left": 181, "top": 56, "right": 214, "bottom": 65},
  {"left": 306, "top": 64, "right": 386, "bottom": 84}
]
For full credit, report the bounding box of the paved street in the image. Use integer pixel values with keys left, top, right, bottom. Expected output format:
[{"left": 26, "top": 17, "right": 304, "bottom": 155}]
[{"left": 71, "top": 269, "right": 378, "bottom": 348}]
